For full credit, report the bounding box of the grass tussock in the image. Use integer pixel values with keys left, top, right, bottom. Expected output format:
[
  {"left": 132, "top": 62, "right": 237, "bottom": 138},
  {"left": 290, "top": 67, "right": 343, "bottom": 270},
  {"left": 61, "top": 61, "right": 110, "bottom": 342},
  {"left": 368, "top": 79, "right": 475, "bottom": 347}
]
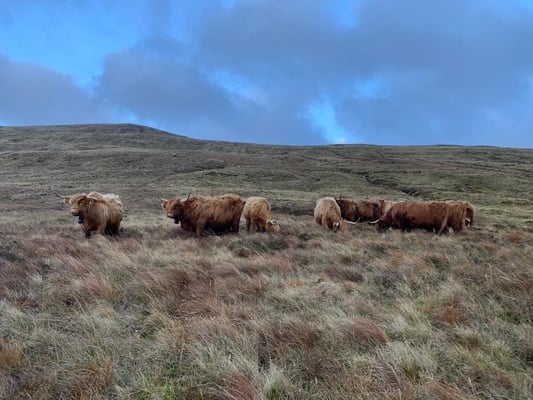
[{"left": 0, "top": 124, "right": 532, "bottom": 399}]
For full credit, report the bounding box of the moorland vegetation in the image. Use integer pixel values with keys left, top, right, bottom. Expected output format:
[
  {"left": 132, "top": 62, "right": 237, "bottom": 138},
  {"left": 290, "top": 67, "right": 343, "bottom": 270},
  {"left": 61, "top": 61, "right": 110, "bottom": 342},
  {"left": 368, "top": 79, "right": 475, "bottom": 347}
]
[{"left": 0, "top": 124, "right": 532, "bottom": 399}]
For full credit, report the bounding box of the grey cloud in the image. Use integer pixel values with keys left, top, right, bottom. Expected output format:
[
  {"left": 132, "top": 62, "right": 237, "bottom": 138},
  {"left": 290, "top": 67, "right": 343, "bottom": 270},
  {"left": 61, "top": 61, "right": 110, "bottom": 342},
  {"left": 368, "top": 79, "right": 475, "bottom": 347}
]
[
  {"left": 0, "top": 55, "right": 111, "bottom": 125},
  {"left": 4, "top": 0, "right": 532, "bottom": 147}
]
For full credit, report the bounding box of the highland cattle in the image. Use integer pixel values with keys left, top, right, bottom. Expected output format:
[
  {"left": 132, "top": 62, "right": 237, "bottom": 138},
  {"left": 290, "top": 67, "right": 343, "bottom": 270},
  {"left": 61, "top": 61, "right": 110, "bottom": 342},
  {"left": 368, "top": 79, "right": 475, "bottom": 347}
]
[
  {"left": 161, "top": 194, "right": 245, "bottom": 237},
  {"left": 314, "top": 197, "right": 352, "bottom": 232},
  {"left": 371, "top": 200, "right": 472, "bottom": 234},
  {"left": 242, "top": 196, "right": 281, "bottom": 233},
  {"left": 61, "top": 191, "right": 123, "bottom": 237}
]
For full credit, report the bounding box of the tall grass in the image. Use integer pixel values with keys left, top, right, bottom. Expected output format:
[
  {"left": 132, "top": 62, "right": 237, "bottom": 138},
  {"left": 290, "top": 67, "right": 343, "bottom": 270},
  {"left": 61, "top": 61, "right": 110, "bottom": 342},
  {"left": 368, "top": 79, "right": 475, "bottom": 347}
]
[{"left": 0, "top": 124, "right": 532, "bottom": 399}]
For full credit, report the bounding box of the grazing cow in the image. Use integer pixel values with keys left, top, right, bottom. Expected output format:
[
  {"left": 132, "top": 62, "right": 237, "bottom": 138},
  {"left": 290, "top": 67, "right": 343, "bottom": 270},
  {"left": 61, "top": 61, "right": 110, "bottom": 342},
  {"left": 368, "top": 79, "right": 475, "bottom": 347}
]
[
  {"left": 62, "top": 191, "right": 123, "bottom": 237},
  {"left": 335, "top": 198, "right": 381, "bottom": 222},
  {"left": 242, "top": 196, "right": 281, "bottom": 233},
  {"left": 161, "top": 193, "right": 245, "bottom": 237},
  {"left": 441, "top": 200, "right": 475, "bottom": 232},
  {"left": 447, "top": 200, "right": 475, "bottom": 227},
  {"left": 371, "top": 200, "right": 470, "bottom": 234},
  {"left": 314, "top": 197, "right": 351, "bottom": 232}
]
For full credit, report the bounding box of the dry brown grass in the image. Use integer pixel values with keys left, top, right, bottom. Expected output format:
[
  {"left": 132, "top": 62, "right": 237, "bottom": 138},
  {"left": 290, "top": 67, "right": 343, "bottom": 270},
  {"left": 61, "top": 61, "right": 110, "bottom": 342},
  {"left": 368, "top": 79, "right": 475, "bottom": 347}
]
[{"left": 0, "top": 124, "right": 532, "bottom": 399}]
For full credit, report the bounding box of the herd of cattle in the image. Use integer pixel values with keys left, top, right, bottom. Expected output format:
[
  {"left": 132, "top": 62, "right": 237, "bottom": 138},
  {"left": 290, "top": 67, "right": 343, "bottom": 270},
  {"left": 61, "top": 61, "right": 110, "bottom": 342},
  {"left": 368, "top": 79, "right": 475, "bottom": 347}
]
[{"left": 60, "top": 192, "right": 474, "bottom": 238}]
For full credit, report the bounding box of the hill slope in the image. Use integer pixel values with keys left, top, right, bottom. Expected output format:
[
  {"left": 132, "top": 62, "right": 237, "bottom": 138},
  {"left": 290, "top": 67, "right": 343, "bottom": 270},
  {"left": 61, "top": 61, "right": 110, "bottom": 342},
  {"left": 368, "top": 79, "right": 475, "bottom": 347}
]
[{"left": 0, "top": 124, "right": 532, "bottom": 399}]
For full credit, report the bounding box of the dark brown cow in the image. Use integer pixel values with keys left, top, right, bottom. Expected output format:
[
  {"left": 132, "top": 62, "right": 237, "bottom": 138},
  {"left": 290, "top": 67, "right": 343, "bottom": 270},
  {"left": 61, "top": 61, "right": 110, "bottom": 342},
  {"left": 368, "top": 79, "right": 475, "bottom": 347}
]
[
  {"left": 335, "top": 198, "right": 381, "bottom": 222},
  {"left": 62, "top": 192, "right": 123, "bottom": 237},
  {"left": 371, "top": 200, "right": 471, "bottom": 234},
  {"left": 161, "top": 194, "right": 245, "bottom": 237}
]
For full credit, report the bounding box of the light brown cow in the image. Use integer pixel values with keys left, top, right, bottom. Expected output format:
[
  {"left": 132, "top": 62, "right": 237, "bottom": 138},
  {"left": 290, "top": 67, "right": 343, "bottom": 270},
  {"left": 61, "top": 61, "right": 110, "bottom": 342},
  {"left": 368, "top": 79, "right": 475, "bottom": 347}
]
[
  {"left": 335, "top": 198, "right": 381, "bottom": 222},
  {"left": 242, "top": 196, "right": 281, "bottom": 233},
  {"left": 314, "top": 197, "right": 351, "bottom": 232},
  {"left": 62, "top": 191, "right": 123, "bottom": 237},
  {"left": 161, "top": 193, "right": 245, "bottom": 237}
]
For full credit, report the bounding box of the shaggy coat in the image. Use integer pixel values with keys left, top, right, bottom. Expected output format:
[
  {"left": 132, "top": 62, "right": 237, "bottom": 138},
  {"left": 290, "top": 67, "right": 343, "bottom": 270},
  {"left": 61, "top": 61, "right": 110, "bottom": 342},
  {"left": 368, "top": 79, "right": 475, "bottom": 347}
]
[
  {"left": 441, "top": 201, "right": 475, "bottom": 232},
  {"left": 161, "top": 194, "right": 245, "bottom": 237},
  {"left": 336, "top": 198, "right": 381, "bottom": 222},
  {"left": 446, "top": 200, "right": 475, "bottom": 227},
  {"left": 242, "top": 196, "right": 280, "bottom": 233},
  {"left": 378, "top": 200, "right": 397, "bottom": 217},
  {"left": 314, "top": 197, "right": 349, "bottom": 232},
  {"left": 373, "top": 200, "right": 469, "bottom": 234},
  {"left": 63, "top": 191, "right": 123, "bottom": 237}
]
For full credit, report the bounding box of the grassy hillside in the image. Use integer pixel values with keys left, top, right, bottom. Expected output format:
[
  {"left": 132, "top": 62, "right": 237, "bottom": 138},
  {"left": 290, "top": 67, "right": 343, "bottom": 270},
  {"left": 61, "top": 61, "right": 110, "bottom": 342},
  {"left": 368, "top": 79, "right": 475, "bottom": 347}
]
[{"left": 0, "top": 124, "right": 532, "bottom": 399}]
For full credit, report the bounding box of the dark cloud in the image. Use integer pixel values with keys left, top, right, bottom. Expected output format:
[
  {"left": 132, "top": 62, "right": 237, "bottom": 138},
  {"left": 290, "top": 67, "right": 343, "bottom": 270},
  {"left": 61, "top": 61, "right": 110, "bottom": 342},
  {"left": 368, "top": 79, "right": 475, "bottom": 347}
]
[{"left": 0, "top": 55, "right": 111, "bottom": 125}]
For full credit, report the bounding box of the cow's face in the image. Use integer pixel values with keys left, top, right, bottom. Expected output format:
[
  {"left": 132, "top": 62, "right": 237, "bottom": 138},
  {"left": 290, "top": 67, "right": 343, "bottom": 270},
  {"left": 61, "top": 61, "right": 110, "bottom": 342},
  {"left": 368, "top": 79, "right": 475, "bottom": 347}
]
[
  {"left": 63, "top": 194, "right": 89, "bottom": 223},
  {"left": 465, "top": 205, "right": 474, "bottom": 226},
  {"left": 161, "top": 198, "right": 182, "bottom": 224},
  {"left": 332, "top": 219, "right": 348, "bottom": 232},
  {"left": 266, "top": 219, "right": 281, "bottom": 233},
  {"left": 333, "top": 219, "right": 349, "bottom": 233}
]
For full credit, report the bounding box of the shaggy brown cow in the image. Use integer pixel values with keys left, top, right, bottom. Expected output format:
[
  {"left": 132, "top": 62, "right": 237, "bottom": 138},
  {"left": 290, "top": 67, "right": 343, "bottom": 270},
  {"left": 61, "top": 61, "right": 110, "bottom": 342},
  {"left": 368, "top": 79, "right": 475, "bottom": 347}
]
[
  {"left": 446, "top": 200, "right": 475, "bottom": 227},
  {"left": 242, "top": 196, "right": 281, "bottom": 233},
  {"left": 62, "top": 191, "right": 123, "bottom": 237},
  {"left": 371, "top": 200, "right": 469, "bottom": 234},
  {"left": 336, "top": 198, "right": 381, "bottom": 222},
  {"left": 314, "top": 197, "right": 351, "bottom": 232},
  {"left": 441, "top": 201, "right": 475, "bottom": 233},
  {"left": 161, "top": 193, "right": 245, "bottom": 237}
]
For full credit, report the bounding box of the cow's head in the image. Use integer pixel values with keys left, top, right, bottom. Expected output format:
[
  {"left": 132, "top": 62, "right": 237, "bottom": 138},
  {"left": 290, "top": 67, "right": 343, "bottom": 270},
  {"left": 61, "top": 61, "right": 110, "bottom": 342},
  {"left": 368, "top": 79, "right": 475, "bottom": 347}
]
[
  {"left": 465, "top": 203, "right": 474, "bottom": 226},
  {"left": 333, "top": 219, "right": 350, "bottom": 233},
  {"left": 369, "top": 215, "right": 388, "bottom": 231},
  {"left": 266, "top": 219, "right": 281, "bottom": 233},
  {"left": 63, "top": 193, "right": 95, "bottom": 223},
  {"left": 161, "top": 197, "right": 183, "bottom": 224}
]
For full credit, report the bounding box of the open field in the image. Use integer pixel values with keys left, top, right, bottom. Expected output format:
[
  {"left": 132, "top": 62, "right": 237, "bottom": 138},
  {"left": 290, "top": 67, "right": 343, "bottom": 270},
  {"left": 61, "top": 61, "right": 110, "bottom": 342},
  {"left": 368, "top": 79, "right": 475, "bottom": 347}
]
[{"left": 1, "top": 124, "right": 532, "bottom": 399}]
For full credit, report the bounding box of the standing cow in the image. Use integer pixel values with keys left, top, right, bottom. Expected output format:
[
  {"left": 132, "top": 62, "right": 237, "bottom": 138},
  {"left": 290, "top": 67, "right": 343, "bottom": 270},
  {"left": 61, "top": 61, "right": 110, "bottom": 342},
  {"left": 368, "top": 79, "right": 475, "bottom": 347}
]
[
  {"left": 242, "top": 196, "right": 281, "bottom": 233},
  {"left": 62, "top": 191, "right": 123, "bottom": 237},
  {"left": 440, "top": 200, "right": 475, "bottom": 233},
  {"left": 314, "top": 197, "right": 351, "bottom": 232},
  {"left": 161, "top": 193, "right": 245, "bottom": 237},
  {"left": 371, "top": 200, "right": 470, "bottom": 234}
]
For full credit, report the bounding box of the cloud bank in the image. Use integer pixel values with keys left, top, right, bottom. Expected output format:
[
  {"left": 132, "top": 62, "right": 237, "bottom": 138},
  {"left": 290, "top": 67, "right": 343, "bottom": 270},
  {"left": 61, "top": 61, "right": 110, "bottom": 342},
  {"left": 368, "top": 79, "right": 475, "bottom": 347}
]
[{"left": 1, "top": 0, "right": 532, "bottom": 147}]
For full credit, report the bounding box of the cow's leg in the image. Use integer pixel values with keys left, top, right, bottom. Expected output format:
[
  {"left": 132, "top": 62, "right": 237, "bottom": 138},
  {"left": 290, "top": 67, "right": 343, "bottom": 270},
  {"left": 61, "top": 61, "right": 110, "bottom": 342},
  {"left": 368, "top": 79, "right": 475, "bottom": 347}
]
[
  {"left": 246, "top": 218, "right": 251, "bottom": 232},
  {"left": 232, "top": 215, "right": 241, "bottom": 234},
  {"left": 251, "top": 217, "right": 260, "bottom": 233},
  {"left": 195, "top": 218, "right": 206, "bottom": 237},
  {"left": 437, "top": 211, "right": 450, "bottom": 235}
]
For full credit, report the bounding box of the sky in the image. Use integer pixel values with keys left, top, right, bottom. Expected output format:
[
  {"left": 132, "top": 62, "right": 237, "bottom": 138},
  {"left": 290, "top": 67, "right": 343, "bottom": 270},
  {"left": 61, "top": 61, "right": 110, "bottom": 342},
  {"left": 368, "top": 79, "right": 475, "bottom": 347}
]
[{"left": 1, "top": 0, "right": 533, "bottom": 148}]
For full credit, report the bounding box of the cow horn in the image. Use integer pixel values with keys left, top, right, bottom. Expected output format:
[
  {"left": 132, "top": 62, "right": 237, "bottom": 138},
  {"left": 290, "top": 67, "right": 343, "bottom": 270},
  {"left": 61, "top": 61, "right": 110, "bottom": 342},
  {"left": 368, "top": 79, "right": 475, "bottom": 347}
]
[
  {"left": 368, "top": 219, "right": 380, "bottom": 225},
  {"left": 186, "top": 193, "right": 191, "bottom": 200},
  {"left": 54, "top": 193, "right": 68, "bottom": 199},
  {"left": 465, "top": 218, "right": 471, "bottom": 223},
  {"left": 346, "top": 218, "right": 361, "bottom": 225},
  {"left": 158, "top": 196, "right": 168, "bottom": 202}
]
